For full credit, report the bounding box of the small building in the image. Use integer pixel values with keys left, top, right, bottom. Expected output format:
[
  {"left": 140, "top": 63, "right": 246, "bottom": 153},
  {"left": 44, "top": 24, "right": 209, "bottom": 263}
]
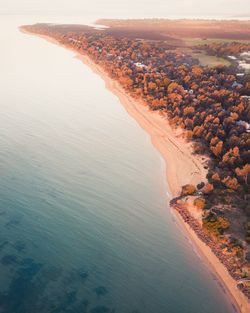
[
  {"left": 228, "top": 55, "right": 237, "bottom": 60},
  {"left": 236, "top": 120, "right": 250, "bottom": 133},
  {"left": 232, "top": 81, "right": 243, "bottom": 88},
  {"left": 134, "top": 62, "right": 147, "bottom": 69}
]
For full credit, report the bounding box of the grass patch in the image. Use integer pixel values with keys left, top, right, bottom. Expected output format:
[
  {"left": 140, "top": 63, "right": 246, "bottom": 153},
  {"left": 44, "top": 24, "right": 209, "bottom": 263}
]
[
  {"left": 191, "top": 51, "right": 231, "bottom": 67},
  {"left": 184, "top": 38, "right": 250, "bottom": 46}
]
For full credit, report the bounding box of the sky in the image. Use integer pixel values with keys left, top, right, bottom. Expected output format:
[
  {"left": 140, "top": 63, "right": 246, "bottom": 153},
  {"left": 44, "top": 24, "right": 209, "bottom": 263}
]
[{"left": 0, "top": 0, "right": 249, "bottom": 19}]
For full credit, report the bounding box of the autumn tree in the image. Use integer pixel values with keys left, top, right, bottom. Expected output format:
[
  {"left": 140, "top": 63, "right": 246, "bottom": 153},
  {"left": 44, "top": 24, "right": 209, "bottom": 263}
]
[
  {"left": 194, "top": 197, "right": 206, "bottom": 210},
  {"left": 181, "top": 184, "right": 196, "bottom": 196},
  {"left": 222, "top": 176, "right": 239, "bottom": 191},
  {"left": 167, "top": 82, "right": 184, "bottom": 94},
  {"left": 203, "top": 183, "right": 214, "bottom": 194},
  {"left": 192, "top": 65, "right": 203, "bottom": 77},
  {"left": 211, "top": 141, "right": 223, "bottom": 157},
  {"left": 235, "top": 164, "right": 250, "bottom": 184},
  {"left": 211, "top": 172, "right": 220, "bottom": 182}
]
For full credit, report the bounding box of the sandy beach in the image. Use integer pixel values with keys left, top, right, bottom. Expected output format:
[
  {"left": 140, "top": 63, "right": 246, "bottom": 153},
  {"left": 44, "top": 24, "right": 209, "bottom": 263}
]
[
  {"left": 77, "top": 52, "right": 250, "bottom": 313},
  {"left": 21, "top": 28, "right": 250, "bottom": 313},
  {"left": 20, "top": 27, "right": 207, "bottom": 197},
  {"left": 77, "top": 55, "right": 208, "bottom": 197}
]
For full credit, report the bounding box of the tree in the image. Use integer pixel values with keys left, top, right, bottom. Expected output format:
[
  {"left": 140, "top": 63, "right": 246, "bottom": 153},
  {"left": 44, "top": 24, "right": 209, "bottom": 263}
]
[
  {"left": 183, "top": 106, "right": 195, "bottom": 117},
  {"left": 131, "top": 52, "right": 136, "bottom": 60},
  {"left": 203, "top": 183, "right": 214, "bottom": 194},
  {"left": 203, "top": 215, "right": 230, "bottom": 236},
  {"left": 184, "top": 118, "right": 194, "bottom": 129},
  {"left": 120, "top": 77, "right": 133, "bottom": 88},
  {"left": 235, "top": 164, "right": 250, "bottom": 184},
  {"left": 148, "top": 82, "right": 157, "bottom": 91},
  {"left": 210, "top": 136, "right": 220, "bottom": 146},
  {"left": 192, "top": 65, "right": 203, "bottom": 77},
  {"left": 194, "top": 197, "right": 206, "bottom": 210},
  {"left": 167, "top": 82, "right": 184, "bottom": 94},
  {"left": 211, "top": 141, "right": 223, "bottom": 157},
  {"left": 222, "top": 176, "right": 239, "bottom": 191},
  {"left": 232, "top": 146, "right": 240, "bottom": 157},
  {"left": 181, "top": 184, "right": 196, "bottom": 196},
  {"left": 211, "top": 172, "right": 220, "bottom": 182},
  {"left": 222, "top": 147, "right": 240, "bottom": 165},
  {"left": 186, "top": 130, "right": 193, "bottom": 140},
  {"left": 162, "top": 77, "right": 171, "bottom": 87},
  {"left": 193, "top": 125, "right": 205, "bottom": 138}
]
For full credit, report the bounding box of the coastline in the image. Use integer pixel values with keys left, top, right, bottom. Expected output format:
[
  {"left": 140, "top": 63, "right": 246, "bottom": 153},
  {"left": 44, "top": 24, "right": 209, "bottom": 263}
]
[
  {"left": 77, "top": 48, "right": 250, "bottom": 313},
  {"left": 21, "top": 28, "right": 250, "bottom": 313},
  {"left": 80, "top": 55, "right": 208, "bottom": 197},
  {"left": 20, "top": 27, "right": 207, "bottom": 198}
]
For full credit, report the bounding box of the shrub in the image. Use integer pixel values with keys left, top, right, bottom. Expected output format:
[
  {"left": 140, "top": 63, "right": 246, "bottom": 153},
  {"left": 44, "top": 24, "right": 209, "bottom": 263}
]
[
  {"left": 203, "top": 183, "right": 214, "bottom": 194},
  {"left": 181, "top": 184, "right": 196, "bottom": 196},
  {"left": 194, "top": 197, "right": 206, "bottom": 210}
]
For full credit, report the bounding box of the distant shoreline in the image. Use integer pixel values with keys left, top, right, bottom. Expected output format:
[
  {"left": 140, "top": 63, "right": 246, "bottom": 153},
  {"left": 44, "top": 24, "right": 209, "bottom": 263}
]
[{"left": 20, "top": 27, "right": 250, "bottom": 313}]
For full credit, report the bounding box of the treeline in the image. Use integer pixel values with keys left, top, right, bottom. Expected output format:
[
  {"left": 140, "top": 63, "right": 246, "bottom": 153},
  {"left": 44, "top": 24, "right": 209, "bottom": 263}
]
[{"left": 197, "top": 41, "right": 250, "bottom": 57}]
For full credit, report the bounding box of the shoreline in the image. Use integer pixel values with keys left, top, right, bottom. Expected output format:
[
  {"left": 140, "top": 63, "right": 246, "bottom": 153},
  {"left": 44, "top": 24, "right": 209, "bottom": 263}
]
[
  {"left": 21, "top": 28, "right": 250, "bottom": 313},
  {"left": 172, "top": 207, "right": 248, "bottom": 313},
  {"left": 77, "top": 47, "right": 250, "bottom": 313},
  {"left": 20, "top": 27, "right": 207, "bottom": 198}
]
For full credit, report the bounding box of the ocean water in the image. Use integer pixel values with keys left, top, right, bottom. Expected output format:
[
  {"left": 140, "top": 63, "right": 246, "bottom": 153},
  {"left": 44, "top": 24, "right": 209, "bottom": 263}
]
[{"left": 0, "top": 16, "right": 236, "bottom": 313}]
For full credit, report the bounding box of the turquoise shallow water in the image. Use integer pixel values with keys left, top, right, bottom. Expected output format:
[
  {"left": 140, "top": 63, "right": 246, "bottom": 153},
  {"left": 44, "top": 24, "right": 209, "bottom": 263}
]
[{"left": 0, "top": 16, "right": 236, "bottom": 313}]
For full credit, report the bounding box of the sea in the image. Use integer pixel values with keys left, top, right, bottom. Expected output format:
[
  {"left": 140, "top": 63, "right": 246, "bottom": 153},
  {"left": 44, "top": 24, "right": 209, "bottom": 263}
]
[{"left": 0, "top": 15, "right": 236, "bottom": 313}]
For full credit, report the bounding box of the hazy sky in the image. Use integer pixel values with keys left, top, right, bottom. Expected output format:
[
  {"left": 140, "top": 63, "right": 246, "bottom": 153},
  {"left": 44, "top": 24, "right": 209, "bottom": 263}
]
[{"left": 0, "top": 0, "right": 250, "bottom": 18}]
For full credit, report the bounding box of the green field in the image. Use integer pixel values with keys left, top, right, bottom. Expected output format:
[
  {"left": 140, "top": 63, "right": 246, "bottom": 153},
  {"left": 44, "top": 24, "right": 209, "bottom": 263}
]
[
  {"left": 191, "top": 51, "right": 231, "bottom": 67},
  {"left": 184, "top": 38, "right": 250, "bottom": 46}
]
